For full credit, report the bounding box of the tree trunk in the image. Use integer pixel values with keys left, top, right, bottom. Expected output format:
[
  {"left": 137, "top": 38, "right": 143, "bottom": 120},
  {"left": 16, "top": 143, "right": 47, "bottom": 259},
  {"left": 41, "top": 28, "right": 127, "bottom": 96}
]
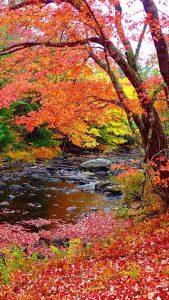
[{"left": 142, "top": 107, "right": 169, "bottom": 208}]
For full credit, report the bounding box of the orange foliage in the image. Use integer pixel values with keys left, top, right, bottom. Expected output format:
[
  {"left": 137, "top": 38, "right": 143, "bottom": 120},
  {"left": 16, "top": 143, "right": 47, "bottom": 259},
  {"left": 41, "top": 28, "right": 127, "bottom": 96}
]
[
  {"left": 6, "top": 147, "right": 61, "bottom": 161},
  {"left": 31, "top": 146, "right": 61, "bottom": 160},
  {"left": 0, "top": 0, "right": 144, "bottom": 145},
  {"left": 117, "top": 167, "right": 141, "bottom": 179}
]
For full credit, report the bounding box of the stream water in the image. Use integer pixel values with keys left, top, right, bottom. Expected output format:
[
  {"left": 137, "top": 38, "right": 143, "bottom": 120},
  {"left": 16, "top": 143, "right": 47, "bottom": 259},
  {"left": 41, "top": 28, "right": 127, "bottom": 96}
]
[
  {"left": 0, "top": 152, "right": 139, "bottom": 230},
  {"left": 0, "top": 179, "right": 118, "bottom": 228}
]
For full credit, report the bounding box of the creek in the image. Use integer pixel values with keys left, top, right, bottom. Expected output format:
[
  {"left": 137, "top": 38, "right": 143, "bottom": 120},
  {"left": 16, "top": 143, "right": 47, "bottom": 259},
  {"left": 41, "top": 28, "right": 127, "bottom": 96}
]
[{"left": 0, "top": 152, "right": 140, "bottom": 231}]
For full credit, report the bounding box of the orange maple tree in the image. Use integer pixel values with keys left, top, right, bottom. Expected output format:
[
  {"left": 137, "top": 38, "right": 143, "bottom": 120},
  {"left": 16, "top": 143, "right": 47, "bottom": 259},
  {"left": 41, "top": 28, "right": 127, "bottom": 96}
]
[{"left": 0, "top": 0, "right": 169, "bottom": 207}]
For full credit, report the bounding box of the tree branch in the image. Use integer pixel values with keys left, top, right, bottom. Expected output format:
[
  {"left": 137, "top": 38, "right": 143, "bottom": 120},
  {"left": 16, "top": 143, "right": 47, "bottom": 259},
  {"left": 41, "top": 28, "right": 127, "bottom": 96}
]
[
  {"left": 140, "top": 0, "right": 169, "bottom": 87},
  {"left": 151, "top": 82, "right": 167, "bottom": 104},
  {"left": 135, "top": 23, "right": 147, "bottom": 60},
  {"left": 89, "top": 50, "right": 144, "bottom": 138},
  {"left": 0, "top": 38, "right": 98, "bottom": 56},
  {"left": 113, "top": 0, "right": 138, "bottom": 72}
]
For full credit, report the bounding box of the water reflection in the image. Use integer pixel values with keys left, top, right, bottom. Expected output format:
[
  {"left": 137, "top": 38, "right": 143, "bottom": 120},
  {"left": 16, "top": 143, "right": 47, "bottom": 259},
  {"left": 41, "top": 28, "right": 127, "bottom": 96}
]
[{"left": 0, "top": 179, "right": 119, "bottom": 228}]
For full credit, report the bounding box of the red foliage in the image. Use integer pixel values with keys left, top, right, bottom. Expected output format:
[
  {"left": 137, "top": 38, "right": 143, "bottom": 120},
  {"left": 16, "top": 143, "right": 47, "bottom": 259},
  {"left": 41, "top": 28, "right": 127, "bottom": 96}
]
[{"left": 0, "top": 213, "right": 168, "bottom": 299}]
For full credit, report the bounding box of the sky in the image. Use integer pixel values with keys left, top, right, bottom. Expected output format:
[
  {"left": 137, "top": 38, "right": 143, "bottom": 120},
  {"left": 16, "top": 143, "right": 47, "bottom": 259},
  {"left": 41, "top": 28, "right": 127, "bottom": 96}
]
[
  {"left": 116, "top": 0, "right": 169, "bottom": 60},
  {"left": 49, "top": 0, "right": 169, "bottom": 59}
]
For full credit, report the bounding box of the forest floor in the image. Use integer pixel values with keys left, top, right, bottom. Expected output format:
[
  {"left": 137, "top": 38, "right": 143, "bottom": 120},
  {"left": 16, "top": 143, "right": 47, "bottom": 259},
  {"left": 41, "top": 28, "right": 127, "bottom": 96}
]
[{"left": 0, "top": 211, "right": 168, "bottom": 299}]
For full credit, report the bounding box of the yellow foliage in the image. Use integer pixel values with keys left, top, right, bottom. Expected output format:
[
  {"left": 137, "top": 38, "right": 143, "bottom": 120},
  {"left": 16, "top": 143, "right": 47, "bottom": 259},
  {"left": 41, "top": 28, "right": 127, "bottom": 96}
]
[
  {"left": 81, "top": 135, "right": 99, "bottom": 148},
  {"left": 88, "top": 127, "right": 101, "bottom": 137},
  {"left": 120, "top": 78, "right": 141, "bottom": 114},
  {"left": 6, "top": 150, "right": 31, "bottom": 162},
  {"left": 68, "top": 238, "right": 84, "bottom": 263}
]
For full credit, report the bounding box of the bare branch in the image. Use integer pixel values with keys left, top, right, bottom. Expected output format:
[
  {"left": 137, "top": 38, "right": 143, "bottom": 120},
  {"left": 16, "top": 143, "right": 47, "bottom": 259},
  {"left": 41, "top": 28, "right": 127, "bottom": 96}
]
[
  {"left": 87, "top": 96, "right": 123, "bottom": 108},
  {"left": 135, "top": 23, "right": 147, "bottom": 60}
]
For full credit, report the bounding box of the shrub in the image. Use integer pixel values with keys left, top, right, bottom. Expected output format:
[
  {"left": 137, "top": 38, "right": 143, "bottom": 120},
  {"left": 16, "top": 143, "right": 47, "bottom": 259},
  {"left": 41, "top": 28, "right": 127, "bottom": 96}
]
[
  {"left": 118, "top": 169, "right": 163, "bottom": 211},
  {"left": 121, "top": 263, "right": 140, "bottom": 281},
  {"left": 0, "top": 246, "right": 38, "bottom": 284},
  {"left": 24, "top": 125, "right": 60, "bottom": 148},
  {"left": 6, "top": 146, "right": 61, "bottom": 162},
  {"left": 118, "top": 170, "right": 144, "bottom": 206},
  {"left": 6, "top": 150, "right": 32, "bottom": 162},
  {"left": 0, "top": 108, "right": 14, "bottom": 151},
  {"left": 31, "top": 146, "right": 61, "bottom": 160}
]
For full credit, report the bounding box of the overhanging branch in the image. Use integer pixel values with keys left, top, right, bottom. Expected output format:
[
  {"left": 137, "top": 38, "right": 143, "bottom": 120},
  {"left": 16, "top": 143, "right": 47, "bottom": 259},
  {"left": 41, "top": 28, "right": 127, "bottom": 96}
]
[{"left": 0, "top": 38, "right": 98, "bottom": 56}]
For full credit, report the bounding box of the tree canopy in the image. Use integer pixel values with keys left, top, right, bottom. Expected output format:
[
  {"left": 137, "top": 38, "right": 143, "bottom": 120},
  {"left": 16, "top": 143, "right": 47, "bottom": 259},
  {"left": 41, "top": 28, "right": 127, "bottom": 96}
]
[{"left": 0, "top": 0, "right": 169, "bottom": 206}]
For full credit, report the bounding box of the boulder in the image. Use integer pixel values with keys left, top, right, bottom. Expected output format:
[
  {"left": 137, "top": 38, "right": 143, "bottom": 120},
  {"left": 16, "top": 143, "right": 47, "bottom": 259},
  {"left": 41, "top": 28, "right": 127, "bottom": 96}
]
[
  {"left": 31, "top": 173, "right": 42, "bottom": 180},
  {"left": 0, "top": 201, "right": 9, "bottom": 206},
  {"left": 95, "top": 170, "right": 107, "bottom": 176},
  {"left": 90, "top": 207, "right": 98, "bottom": 211},
  {"left": 80, "top": 158, "right": 112, "bottom": 171},
  {"left": 8, "top": 194, "right": 15, "bottom": 200},
  {"left": 22, "top": 183, "right": 34, "bottom": 190},
  {"left": 67, "top": 206, "right": 77, "bottom": 212},
  {"left": 0, "top": 181, "right": 6, "bottom": 189},
  {"left": 78, "top": 180, "right": 89, "bottom": 185},
  {"left": 81, "top": 171, "right": 95, "bottom": 177},
  {"left": 10, "top": 184, "right": 23, "bottom": 191},
  {"left": 52, "top": 238, "right": 69, "bottom": 247},
  {"left": 95, "top": 181, "right": 112, "bottom": 191},
  {"left": 95, "top": 181, "right": 123, "bottom": 196},
  {"left": 104, "top": 186, "right": 123, "bottom": 196},
  {"left": 80, "top": 182, "right": 96, "bottom": 191}
]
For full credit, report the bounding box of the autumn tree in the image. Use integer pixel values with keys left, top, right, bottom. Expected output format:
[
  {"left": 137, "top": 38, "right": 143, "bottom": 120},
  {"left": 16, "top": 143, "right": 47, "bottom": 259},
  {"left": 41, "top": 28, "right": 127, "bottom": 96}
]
[{"left": 0, "top": 0, "right": 169, "bottom": 207}]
